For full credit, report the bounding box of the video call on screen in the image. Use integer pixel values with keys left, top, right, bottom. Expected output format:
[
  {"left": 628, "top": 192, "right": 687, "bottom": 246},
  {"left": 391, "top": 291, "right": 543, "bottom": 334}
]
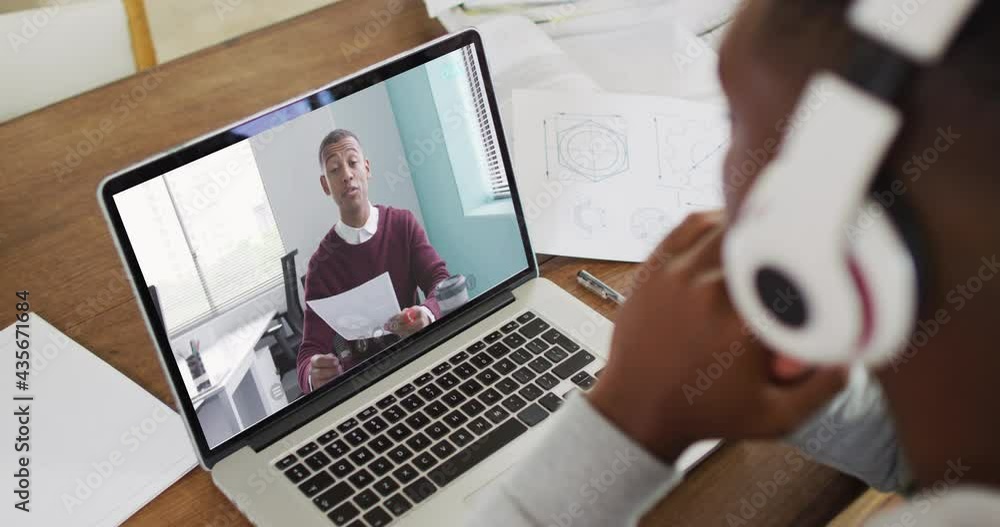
[{"left": 114, "top": 44, "right": 528, "bottom": 448}]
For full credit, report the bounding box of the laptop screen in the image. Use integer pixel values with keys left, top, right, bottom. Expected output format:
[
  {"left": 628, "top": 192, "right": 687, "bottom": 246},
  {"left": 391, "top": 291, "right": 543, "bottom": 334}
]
[{"left": 106, "top": 35, "right": 531, "bottom": 452}]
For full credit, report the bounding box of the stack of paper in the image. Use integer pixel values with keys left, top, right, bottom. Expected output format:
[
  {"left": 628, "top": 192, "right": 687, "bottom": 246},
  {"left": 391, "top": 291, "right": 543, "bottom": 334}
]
[{"left": 513, "top": 89, "right": 730, "bottom": 262}]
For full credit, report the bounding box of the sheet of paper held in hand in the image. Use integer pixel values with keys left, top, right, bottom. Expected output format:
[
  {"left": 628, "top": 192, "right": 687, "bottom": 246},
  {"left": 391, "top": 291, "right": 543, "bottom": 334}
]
[
  {"left": 307, "top": 272, "right": 402, "bottom": 341},
  {"left": 513, "top": 89, "right": 731, "bottom": 262}
]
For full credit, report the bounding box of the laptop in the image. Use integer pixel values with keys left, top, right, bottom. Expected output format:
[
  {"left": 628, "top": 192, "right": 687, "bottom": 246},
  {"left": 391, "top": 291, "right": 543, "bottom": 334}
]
[{"left": 99, "top": 29, "right": 716, "bottom": 526}]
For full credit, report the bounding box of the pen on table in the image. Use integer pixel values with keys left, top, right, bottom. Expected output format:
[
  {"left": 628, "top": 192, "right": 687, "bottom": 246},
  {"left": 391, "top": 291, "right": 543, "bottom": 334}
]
[{"left": 577, "top": 270, "right": 627, "bottom": 306}]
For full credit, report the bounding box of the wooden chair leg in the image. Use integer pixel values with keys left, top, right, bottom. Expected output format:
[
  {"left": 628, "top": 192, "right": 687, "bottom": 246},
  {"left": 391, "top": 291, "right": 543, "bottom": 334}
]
[{"left": 123, "top": 0, "right": 157, "bottom": 70}]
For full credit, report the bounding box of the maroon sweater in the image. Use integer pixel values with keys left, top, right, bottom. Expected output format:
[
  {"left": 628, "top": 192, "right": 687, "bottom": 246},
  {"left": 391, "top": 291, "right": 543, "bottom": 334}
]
[{"left": 297, "top": 206, "right": 449, "bottom": 392}]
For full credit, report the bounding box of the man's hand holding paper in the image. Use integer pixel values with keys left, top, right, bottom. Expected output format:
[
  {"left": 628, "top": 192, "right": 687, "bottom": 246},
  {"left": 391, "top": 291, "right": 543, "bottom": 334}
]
[
  {"left": 306, "top": 272, "right": 402, "bottom": 341},
  {"left": 384, "top": 306, "right": 433, "bottom": 338}
]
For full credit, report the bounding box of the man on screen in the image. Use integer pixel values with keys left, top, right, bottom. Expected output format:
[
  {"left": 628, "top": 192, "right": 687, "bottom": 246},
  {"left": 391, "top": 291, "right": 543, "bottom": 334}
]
[{"left": 297, "top": 129, "right": 450, "bottom": 393}]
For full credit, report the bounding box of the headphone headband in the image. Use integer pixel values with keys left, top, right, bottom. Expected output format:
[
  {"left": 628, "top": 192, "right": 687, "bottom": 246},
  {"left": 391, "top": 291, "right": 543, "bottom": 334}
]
[{"left": 850, "top": 0, "right": 979, "bottom": 63}]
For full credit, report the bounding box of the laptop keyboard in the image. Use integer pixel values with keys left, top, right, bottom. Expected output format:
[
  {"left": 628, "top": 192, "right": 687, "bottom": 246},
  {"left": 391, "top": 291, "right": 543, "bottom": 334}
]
[{"left": 272, "top": 311, "right": 602, "bottom": 526}]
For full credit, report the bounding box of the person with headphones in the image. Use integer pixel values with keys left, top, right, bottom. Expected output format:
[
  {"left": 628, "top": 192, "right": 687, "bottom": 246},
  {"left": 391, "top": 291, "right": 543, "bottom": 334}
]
[{"left": 471, "top": 0, "right": 1000, "bottom": 524}]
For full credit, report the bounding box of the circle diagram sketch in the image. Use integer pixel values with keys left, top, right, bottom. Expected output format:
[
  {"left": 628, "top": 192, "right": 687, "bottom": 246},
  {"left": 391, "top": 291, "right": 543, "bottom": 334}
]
[
  {"left": 572, "top": 198, "right": 608, "bottom": 239},
  {"left": 630, "top": 207, "right": 677, "bottom": 241},
  {"left": 544, "top": 113, "right": 630, "bottom": 183}
]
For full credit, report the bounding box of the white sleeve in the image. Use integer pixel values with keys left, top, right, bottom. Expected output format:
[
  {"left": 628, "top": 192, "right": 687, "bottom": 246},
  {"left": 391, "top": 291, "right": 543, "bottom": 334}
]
[
  {"left": 467, "top": 394, "right": 682, "bottom": 527},
  {"left": 785, "top": 365, "right": 910, "bottom": 492},
  {"left": 415, "top": 305, "right": 436, "bottom": 324}
]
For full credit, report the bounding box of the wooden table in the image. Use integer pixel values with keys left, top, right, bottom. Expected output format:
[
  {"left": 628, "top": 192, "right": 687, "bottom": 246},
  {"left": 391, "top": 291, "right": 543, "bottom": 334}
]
[{"left": 0, "top": 0, "right": 865, "bottom": 524}]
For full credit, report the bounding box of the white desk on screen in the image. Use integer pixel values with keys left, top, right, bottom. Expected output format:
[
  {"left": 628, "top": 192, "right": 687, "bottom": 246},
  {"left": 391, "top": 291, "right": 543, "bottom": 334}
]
[{"left": 176, "top": 310, "right": 288, "bottom": 447}]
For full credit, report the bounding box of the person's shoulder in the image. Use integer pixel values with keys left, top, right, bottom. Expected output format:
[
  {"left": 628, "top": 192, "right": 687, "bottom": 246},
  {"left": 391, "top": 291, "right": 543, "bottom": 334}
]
[
  {"left": 305, "top": 225, "right": 343, "bottom": 278},
  {"left": 377, "top": 205, "right": 418, "bottom": 228},
  {"left": 310, "top": 225, "right": 342, "bottom": 259}
]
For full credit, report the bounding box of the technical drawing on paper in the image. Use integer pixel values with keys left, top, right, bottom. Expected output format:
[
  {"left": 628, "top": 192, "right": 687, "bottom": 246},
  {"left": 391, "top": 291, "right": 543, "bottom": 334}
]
[
  {"left": 572, "top": 198, "right": 608, "bottom": 239},
  {"left": 653, "top": 114, "right": 729, "bottom": 208},
  {"left": 630, "top": 207, "right": 677, "bottom": 241},
  {"left": 544, "top": 113, "right": 630, "bottom": 183}
]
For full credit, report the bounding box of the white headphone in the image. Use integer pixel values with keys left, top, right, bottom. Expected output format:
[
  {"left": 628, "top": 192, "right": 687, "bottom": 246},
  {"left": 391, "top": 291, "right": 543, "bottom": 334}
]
[{"left": 723, "top": 0, "right": 981, "bottom": 366}]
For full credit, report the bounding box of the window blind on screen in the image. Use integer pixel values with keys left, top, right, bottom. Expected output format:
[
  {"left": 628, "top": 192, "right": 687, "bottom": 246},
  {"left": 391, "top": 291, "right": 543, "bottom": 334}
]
[
  {"left": 120, "top": 141, "right": 285, "bottom": 337},
  {"left": 461, "top": 45, "right": 509, "bottom": 200}
]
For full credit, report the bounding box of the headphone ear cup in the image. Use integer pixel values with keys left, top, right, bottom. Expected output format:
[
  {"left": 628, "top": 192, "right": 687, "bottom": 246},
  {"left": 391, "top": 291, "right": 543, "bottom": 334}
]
[
  {"left": 723, "top": 199, "right": 919, "bottom": 366},
  {"left": 846, "top": 199, "right": 920, "bottom": 366},
  {"left": 724, "top": 214, "right": 863, "bottom": 365}
]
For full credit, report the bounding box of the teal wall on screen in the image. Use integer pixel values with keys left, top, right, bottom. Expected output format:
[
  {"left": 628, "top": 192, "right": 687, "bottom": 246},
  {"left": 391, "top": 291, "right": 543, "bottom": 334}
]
[{"left": 385, "top": 54, "right": 527, "bottom": 298}]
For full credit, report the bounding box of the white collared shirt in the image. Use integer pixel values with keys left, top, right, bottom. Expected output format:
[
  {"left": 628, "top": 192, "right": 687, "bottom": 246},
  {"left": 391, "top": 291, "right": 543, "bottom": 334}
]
[{"left": 334, "top": 201, "right": 380, "bottom": 245}]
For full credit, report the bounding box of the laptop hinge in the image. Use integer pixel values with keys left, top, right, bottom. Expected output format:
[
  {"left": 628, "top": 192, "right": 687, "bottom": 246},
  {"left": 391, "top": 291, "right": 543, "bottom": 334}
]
[{"left": 248, "top": 288, "right": 517, "bottom": 453}]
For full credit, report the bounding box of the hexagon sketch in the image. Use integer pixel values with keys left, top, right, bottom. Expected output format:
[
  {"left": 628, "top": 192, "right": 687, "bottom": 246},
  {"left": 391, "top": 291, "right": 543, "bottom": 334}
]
[{"left": 545, "top": 113, "right": 630, "bottom": 183}]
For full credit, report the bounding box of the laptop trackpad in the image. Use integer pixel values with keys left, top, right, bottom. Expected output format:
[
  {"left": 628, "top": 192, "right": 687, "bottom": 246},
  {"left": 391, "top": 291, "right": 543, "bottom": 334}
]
[{"left": 463, "top": 467, "right": 511, "bottom": 503}]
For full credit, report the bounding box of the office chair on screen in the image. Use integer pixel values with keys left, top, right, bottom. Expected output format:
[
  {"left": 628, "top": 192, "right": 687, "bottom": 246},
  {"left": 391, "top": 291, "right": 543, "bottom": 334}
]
[{"left": 261, "top": 250, "right": 305, "bottom": 398}]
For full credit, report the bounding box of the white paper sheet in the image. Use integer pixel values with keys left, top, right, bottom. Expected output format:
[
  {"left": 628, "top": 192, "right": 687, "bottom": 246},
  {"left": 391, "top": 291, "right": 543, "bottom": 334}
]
[
  {"left": 513, "top": 89, "right": 730, "bottom": 262},
  {"left": 438, "top": 7, "right": 728, "bottom": 102},
  {"left": 307, "top": 272, "right": 402, "bottom": 341},
  {"left": 424, "top": 0, "right": 462, "bottom": 17},
  {"left": 0, "top": 315, "right": 197, "bottom": 527},
  {"left": 556, "top": 18, "right": 724, "bottom": 102},
  {"left": 472, "top": 16, "right": 601, "bottom": 152}
]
